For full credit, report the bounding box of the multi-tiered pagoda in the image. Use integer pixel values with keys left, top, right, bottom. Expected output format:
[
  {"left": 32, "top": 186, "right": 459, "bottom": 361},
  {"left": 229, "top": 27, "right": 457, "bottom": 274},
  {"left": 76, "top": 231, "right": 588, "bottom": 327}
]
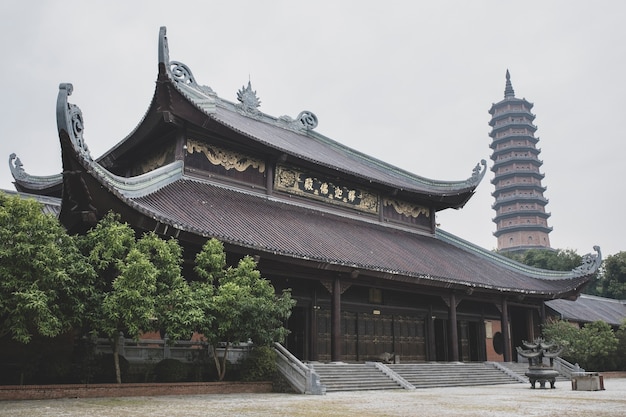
[{"left": 489, "top": 71, "right": 553, "bottom": 253}]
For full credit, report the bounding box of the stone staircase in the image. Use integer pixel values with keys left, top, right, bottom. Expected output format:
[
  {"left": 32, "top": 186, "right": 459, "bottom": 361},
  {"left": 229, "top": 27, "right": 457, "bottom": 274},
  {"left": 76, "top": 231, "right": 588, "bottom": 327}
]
[
  {"left": 309, "top": 362, "right": 527, "bottom": 392},
  {"left": 308, "top": 363, "right": 405, "bottom": 392},
  {"left": 498, "top": 361, "right": 570, "bottom": 384},
  {"left": 388, "top": 362, "right": 522, "bottom": 388}
]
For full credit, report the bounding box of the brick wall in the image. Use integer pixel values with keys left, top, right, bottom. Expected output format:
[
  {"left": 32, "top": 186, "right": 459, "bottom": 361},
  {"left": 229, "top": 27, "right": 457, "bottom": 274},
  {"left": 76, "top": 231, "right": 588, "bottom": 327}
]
[{"left": 0, "top": 381, "right": 272, "bottom": 401}]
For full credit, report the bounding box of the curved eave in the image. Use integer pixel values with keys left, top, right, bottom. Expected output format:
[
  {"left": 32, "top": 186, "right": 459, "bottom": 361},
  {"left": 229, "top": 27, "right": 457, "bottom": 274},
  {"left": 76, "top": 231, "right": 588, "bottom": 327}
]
[
  {"left": 489, "top": 135, "right": 539, "bottom": 148},
  {"left": 493, "top": 210, "right": 551, "bottom": 221},
  {"left": 492, "top": 184, "right": 547, "bottom": 195},
  {"left": 155, "top": 27, "right": 487, "bottom": 209},
  {"left": 490, "top": 171, "right": 545, "bottom": 183},
  {"left": 493, "top": 224, "right": 554, "bottom": 237},
  {"left": 488, "top": 97, "right": 534, "bottom": 115},
  {"left": 436, "top": 229, "right": 601, "bottom": 298},
  {"left": 492, "top": 197, "right": 549, "bottom": 210},
  {"left": 75, "top": 157, "right": 596, "bottom": 298},
  {"left": 489, "top": 111, "right": 536, "bottom": 125},
  {"left": 8, "top": 153, "right": 63, "bottom": 197},
  {"left": 55, "top": 87, "right": 600, "bottom": 301}
]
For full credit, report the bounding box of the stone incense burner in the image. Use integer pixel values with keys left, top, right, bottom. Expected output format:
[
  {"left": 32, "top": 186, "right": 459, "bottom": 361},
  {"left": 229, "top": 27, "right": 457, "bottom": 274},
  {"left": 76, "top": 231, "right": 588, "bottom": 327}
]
[{"left": 516, "top": 338, "right": 563, "bottom": 389}]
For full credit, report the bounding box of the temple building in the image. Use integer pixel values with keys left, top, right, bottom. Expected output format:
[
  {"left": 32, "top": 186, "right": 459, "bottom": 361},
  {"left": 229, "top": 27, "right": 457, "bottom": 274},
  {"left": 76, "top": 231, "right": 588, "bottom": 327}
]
[
  {"left": 488, "top": 71, "right": 553, "bottom": 253},
  {"left": 9, "top": 28, "right": 601, "bottom": 365}
]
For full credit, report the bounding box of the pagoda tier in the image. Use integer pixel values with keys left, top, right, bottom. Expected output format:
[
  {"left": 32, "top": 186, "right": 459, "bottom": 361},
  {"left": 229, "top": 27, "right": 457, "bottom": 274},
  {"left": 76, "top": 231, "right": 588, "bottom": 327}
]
[{"left": 488, "top": 71, "right": 552, "bottom": 252}]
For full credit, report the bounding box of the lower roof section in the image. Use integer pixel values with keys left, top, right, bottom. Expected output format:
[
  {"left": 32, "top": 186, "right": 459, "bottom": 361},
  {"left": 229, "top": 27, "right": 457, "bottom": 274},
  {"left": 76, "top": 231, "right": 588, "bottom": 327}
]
[
  {"left": 128, "top": 175, "right": 595, "bottom": 298},
  {"left": 546, "top": 295, "right": 626, "bottom": 327}
]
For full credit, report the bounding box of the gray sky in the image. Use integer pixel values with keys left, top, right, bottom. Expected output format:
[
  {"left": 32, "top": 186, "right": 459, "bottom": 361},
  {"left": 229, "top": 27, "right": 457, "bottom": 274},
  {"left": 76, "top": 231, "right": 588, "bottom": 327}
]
[{"left": 1, "top": 1, "right": 624, "bottom": 257}]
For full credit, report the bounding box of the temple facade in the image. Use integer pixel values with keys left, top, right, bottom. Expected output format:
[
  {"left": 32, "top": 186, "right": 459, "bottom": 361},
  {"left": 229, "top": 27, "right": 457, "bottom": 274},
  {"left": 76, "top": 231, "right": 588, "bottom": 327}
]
[
  {"left": 9, "top": 28, "right": 600, "bottom": 364},
  {"left": 489, "top": 71, "right": 552, "bottom": 253}
]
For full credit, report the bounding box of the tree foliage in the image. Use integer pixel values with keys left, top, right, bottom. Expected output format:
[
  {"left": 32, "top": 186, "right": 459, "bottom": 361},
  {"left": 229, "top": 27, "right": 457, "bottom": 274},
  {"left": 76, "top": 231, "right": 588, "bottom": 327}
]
[
  {"left": 588, "top": 251, "right": 626, "bottom": 299},
  {"left": 0, "top": 192, "right": 94, "bottom": 343},
  {"left": 500, "top": 248, "right": 582, "bottom": 271},
  {"left": 2, "top": 201, "right": 296, "bottom": 383},
  {"left": 194, "top": 238, "right": 295, "bottom": 381},
  {"left": 78, "top": 212, "right": 197, "bottom": 383},
  {"left": 615, "top": 320, "right": 626, "bottom": 369},
  {"left": 542, "top": 319, "right": 618, "bottom": 370}
]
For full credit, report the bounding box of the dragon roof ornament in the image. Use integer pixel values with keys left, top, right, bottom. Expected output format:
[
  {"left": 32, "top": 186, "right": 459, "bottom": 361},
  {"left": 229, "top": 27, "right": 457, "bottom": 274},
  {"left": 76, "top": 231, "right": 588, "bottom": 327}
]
[
  {"left": 461, "top": 159, "right": 487, "bottom": 187},
  {"left": 9, "top": 153, "right": 26, "bottom": 180},
  {"left": 56, "top": 83, "right": 91, "bottom": 160},
  {"left": 572, "top": 246, "right": 602, "bottom": 275}
]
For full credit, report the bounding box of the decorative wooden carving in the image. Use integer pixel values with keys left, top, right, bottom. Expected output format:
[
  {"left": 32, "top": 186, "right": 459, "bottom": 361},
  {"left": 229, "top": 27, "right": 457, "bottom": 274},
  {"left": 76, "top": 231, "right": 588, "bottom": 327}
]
[
  {"left": 320, "top": 279, "right": 352, "bottom": 295},
  {"left": 383, "top": 198, "right": 430, "bottom": 219},
  {"left": 275, "top": 165, "right": 379, "bottom": 213},
  {"left": 186, "top": 139, "right": 265, "bottom": 173}
]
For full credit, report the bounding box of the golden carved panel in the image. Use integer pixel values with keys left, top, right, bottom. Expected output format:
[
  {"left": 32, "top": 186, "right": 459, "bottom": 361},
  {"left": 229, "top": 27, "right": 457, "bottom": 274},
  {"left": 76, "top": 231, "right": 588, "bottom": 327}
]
[
  {"left": 187, "top": 139, "right": 265, "bottom": 173},
  {"left": 275, "top": 165, "right": 379, "bottom": 213},
  {"left": 383, "top": 198, "right": 430, "bottom": 218}
]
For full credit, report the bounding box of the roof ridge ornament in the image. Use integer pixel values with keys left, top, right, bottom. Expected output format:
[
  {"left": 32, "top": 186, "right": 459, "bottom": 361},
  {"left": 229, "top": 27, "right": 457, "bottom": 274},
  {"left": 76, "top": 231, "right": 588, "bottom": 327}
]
[
  {"left": 56, "top": 83, "right": 91, "bottom": 160},
  {"left": 169, "top": 61, "right": 216, "bottom": 97},
  {"left": 278, "top": 110, "right": 319, "bottom": 132},
  {"left": 9, "top": 153, "right": 27, "bottom": 180},
  {"left": 297, "top": 110, "right": 318, "bottom": 130},
  {"left": 236, "top": 80, "right": 261, "bottom": 115},
  {"left": 572, "top": 246, "right": 602, "bottom": 275},
  {"left": 465, "top": 159, "right": 487, "bottom": 185},
  {"left": 158, "top": 26, "right": 170, "bottom": 67}
]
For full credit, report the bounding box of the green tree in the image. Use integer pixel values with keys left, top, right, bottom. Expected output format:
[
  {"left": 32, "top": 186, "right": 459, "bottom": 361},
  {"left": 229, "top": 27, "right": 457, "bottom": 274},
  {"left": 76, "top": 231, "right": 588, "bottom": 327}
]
[
  {"left": 500, "top": 248, "right": 582, "bottom": 271},
  {"left": 592, "top": 252, "right": 626, "bottom": 299},
  {"left": 541, "top": 319, "right": 580, "bottom": 361},
  {"left": 542, "top": 319, "right": 618, "bottom": 370},
  {"left": 79, "top": 212, "right": 198, "bottom": 383},
  {"left": 0, "top": 192, "right": 94, "bottom": 343},
  {"left": 615, "top": 320, "right": 626, "bottom": 369},
  {"left": 577, "top": 321, "right": 619, "bottom": 370},
  {"left": 194, "top": 238, "right": 295, "bottom": 381}
]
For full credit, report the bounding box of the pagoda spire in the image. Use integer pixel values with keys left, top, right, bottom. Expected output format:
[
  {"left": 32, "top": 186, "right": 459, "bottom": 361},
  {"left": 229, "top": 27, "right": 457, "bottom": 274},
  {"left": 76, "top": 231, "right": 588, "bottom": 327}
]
[{"left": 504, "top": 69, "right": 515, "bottom": 98}]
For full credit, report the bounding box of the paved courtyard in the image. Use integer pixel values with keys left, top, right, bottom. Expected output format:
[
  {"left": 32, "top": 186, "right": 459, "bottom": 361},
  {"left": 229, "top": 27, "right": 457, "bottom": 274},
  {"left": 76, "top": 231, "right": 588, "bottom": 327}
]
[{"left": 1, "top": 378, "right": 625, "bottom": 417}]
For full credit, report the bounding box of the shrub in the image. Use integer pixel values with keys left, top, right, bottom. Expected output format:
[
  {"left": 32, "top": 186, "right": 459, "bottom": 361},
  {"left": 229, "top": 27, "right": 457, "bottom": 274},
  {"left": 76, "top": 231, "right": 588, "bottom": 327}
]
[
  {"left": 542, "top": 319, "right": 618, "bottom": 371},
  {"left": 93, "top": 353, "right": 129, "bottom": 383},
  {"left": 154, "top": 358, "right": 188, "bottom": 382},
  {"left": 239, "top": 346, "right": 277, "bottom": 382}
]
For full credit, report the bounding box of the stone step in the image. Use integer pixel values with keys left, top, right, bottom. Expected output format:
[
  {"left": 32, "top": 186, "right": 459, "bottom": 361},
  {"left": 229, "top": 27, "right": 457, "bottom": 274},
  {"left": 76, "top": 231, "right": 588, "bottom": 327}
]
[
  {"left": 310, "top": 363, "right": 404, "bottom": 392},
  {"left": 387, "top": 362, "right": 522, "bottom": 388},
  {"left": 309, "top": 362, "right": 565, "bottom": 392}
]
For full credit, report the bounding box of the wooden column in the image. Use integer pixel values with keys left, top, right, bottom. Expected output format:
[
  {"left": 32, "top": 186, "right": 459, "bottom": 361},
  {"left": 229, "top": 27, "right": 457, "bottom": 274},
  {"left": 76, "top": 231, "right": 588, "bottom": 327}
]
[
  {"left": 449, "top": 292, "right": 459, "bottom": 362},
  {"left": 526, "top": 309, "right": 535, "bottom": 342},
  {"left": 501, "top": 297, "right": 511, "bottom": 362},
  {"left": 310, "top": 288, "right": 318, "bottom": 361},
  {"left": 427, "top": 305, "right": 436, "bottom": 361},
  {"left": 330, "top": 277, "right": 341, "bottom": 362}
]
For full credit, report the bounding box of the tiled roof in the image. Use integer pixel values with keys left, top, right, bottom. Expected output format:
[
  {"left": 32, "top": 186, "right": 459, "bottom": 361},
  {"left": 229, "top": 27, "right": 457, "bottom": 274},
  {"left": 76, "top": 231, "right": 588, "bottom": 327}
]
[
  {"left": 210, "top": 105, "right": 484, "bottom": 196},
  {"left": 46, "top": 29, "right": 601, "bottom": 300},
  {"left": 546, "top": 295, "right": 626, "bottom": 326},
  {"left": 1, "top": 189, "right": 61, "bottom": 217},
  {"left": 130, "top": 177, "right": 594, "bottom": 296},
  {"left": 158, "top": 27, "right": 486, "bottom": 204}
]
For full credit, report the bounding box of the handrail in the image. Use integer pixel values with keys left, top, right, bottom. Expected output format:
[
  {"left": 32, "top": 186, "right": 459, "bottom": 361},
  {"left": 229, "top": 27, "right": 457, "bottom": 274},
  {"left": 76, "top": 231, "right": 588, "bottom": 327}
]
[
  {"left": 273, "top": 342, "right": 325, "bottom": 395},
  {"left": 554, "top": 357, "right": 584, "bottom": 379}
]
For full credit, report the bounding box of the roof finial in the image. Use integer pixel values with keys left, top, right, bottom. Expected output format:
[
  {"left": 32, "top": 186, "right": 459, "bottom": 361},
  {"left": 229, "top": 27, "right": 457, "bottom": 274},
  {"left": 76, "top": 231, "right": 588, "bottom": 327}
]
[{"left": 504, "top": 69, "right": 515, "bottom": 98}]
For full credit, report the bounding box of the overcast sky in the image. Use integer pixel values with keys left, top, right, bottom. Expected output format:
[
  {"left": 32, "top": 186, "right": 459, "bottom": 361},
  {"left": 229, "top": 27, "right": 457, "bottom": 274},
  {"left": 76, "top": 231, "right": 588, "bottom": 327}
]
[{"left": 1, "top": 1, "right": 624, "bottom": 257}]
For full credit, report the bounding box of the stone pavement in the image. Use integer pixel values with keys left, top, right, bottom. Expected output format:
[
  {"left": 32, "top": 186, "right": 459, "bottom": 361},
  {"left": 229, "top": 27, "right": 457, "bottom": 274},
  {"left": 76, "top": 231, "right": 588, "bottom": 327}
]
[{"left": 1, "top": 378, "right": 625, "bottom": 417}]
